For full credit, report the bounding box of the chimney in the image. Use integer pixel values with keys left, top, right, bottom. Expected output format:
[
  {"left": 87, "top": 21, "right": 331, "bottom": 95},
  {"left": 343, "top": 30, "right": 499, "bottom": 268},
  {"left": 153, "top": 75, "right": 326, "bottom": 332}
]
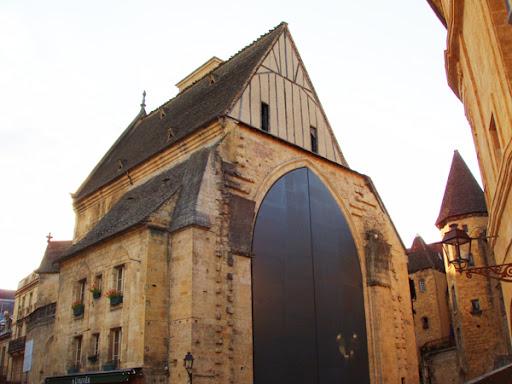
[{"left": 175, "top": 56, "right": 224, "bottom": 92}]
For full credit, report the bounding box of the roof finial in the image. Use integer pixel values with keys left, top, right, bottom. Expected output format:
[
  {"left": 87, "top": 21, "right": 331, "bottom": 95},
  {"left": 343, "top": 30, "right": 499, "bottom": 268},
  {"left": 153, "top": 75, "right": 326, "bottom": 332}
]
[
  {"left": 46, "top": 232, "right": 53, "bottom": 243},
  {"left": 140, "top": 90, "right": 146, "bottom": 109}
]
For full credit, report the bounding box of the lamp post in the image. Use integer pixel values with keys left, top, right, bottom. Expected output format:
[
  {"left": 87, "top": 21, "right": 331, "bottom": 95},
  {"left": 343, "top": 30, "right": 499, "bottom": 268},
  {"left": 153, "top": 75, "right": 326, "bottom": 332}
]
[
  {"left": 440, "top": 224, "right": 512, "bottom": 282},
  {"left": 183, "top": 352, "right": 194, "bottom": 384}
]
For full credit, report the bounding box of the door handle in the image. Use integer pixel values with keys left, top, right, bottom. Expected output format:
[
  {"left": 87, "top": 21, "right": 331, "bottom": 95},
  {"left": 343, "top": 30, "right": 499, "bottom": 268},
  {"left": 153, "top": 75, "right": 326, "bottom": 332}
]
[{"left": 336, "top": 333, "right": 358, "bottom": 359}]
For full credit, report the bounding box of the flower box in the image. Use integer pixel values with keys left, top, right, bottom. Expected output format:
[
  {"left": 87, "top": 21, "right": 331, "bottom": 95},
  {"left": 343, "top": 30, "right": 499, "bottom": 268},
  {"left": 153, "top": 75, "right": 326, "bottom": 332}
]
[
  {"left": 67, "top": 365, "right": 80, "bottom": 374},
  {"left": 72, "top": 302, "right": 84, "bottom": 317},
  {"left": 90, "top": 285, "right": 102, "bottom": 299},
  {"left": 106, "top": 289, "right": 123, "bottom": 307},
  {"left": 87, "top": 354, "right": 98, "bottom": 363},
  {"left": 102, "top": 360, "right": 118, "bottom": 371},
  {"left": 109, "top": 295, "right": 123, "bottom": 306}
]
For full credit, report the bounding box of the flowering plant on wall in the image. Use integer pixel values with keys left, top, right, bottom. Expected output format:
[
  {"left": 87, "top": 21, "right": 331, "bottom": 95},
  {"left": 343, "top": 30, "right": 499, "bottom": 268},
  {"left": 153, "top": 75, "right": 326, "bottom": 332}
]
[
  {"left": 89, "top": 284, "right": 102, "bottom": 299},
  {"left": 71, "top": 300, "right": 84, "bottom": 316},
  {"left": 105, "top": 289, "right": 123, "bottom": 306}
]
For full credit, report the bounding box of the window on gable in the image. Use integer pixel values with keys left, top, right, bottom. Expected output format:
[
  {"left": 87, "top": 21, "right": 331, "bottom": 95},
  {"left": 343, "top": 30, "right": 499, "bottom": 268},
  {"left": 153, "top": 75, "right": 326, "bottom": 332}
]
[
  {"left": 418, "top": 279, "right": 426, "bottom": 293},
  {"left": 261, "top": 102, "right": 269, "bottom": 132},
  {"left": 310, "top": 126, "right": 318, "bottom": 153}
]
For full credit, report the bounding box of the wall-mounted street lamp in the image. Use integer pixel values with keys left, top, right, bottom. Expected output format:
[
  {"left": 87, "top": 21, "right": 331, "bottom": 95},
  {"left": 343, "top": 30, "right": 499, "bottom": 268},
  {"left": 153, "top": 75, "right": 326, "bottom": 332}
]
[
  {"left": 183, "top": 352, "right": 194, "bottom": 384},
  {"left": 440, "top": 224, "right": 512, "bottom": 282}
]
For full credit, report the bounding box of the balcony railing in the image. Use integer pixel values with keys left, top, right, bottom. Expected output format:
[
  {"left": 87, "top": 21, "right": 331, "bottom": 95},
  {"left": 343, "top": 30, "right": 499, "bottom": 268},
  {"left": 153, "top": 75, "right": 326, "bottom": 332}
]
[{"left": 8, "top": 336, "right": 25, "bottom": 355}]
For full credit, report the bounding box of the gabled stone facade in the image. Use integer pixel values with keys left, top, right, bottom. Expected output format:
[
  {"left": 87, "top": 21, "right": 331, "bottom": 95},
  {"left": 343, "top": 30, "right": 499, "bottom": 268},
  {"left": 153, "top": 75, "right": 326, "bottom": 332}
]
[{"left": 36, "top": 23, "right": 419, "bottom": 384}]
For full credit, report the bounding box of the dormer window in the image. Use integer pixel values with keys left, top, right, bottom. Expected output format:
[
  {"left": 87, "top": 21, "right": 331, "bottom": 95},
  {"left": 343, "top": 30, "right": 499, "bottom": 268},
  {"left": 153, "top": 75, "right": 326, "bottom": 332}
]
[
  {"left": 261, "top": 103, "right": 269, "bottom": 132},
  {"left": 310, "top": 126, "right": 318, "bottom": 153}
]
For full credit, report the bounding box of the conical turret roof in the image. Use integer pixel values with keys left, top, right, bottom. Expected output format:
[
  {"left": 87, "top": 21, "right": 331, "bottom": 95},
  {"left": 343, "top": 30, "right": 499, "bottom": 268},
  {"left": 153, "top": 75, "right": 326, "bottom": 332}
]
[{"left": 435, "top": 150, "right": 487, "bottom": 228}]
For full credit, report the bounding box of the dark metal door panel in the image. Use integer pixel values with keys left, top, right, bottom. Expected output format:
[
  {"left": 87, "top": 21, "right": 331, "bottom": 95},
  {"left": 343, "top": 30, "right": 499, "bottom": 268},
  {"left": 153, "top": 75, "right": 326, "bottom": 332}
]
[
  {"left": 253, "top": 168, "right": 369, "bottom": 384},
  {"left": 252, "top": 168, "right": 318, "bottom": 384},
  {"left": 307, "top": 170, "right": 370, "bottom": 384}
]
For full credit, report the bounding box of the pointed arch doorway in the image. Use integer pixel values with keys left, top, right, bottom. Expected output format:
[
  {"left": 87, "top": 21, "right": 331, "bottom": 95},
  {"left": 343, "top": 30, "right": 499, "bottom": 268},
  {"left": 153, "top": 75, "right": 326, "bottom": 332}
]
[{"left": 252, "top": 168, "right": 369, "bottom": 384}]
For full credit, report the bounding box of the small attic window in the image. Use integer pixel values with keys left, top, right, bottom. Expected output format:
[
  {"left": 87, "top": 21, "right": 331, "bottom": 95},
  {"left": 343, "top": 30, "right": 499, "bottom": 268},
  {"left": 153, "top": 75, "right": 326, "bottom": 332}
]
[
  {"left": 208, "top": 73, "right": 217, "bottom": 85},
  {"left": 261, "top": 102, "right": 269, "bottom": 132},
  {"left": 159, "top": 108, "right": 166, "bottom": 120},
  {"left": 117, "top": 159, "right": 126, "bottom": 171},
  {"left": 310, "top": 126, "right": 318, "bottom": 153}
]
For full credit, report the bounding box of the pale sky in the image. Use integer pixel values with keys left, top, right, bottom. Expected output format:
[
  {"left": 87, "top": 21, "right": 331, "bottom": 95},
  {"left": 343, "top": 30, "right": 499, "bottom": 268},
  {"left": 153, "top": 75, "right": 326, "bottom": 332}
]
[{"left": 0, "top": 0, "right": 480, "bottom": 289}]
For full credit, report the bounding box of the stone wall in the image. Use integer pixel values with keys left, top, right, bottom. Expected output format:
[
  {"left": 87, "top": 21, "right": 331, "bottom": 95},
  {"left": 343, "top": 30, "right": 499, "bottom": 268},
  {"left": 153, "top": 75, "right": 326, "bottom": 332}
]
[{"left": 411, "top": 269, "right": 451, "bottom": 348}]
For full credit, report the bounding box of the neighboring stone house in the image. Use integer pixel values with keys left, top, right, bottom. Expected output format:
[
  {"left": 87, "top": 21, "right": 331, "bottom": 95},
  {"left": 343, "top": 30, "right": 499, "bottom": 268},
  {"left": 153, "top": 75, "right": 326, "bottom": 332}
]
[
  {"left": 8, "top": 272, "right": 39, "bottom": 384},
  {"left": 425, "top": 0, "right": 512, "bottom": 343},
  {"left": 435, "top": 151, "right": 511, "bottom": 381},
  {"left": 407, "top": 236, "right": 458, "bottom": 384},
  {"left": 39, "top": 23, "right": 419, "bottom": 384},
  {"left": 1, "top": 239, "right": 70, "bottom": 384}
]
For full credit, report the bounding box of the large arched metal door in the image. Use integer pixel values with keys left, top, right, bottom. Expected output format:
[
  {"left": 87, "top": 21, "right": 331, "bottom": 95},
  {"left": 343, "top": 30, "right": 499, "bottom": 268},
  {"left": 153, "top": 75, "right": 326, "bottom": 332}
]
[{"left": 252, "top": 168, "right": 369, "bottom": 384}]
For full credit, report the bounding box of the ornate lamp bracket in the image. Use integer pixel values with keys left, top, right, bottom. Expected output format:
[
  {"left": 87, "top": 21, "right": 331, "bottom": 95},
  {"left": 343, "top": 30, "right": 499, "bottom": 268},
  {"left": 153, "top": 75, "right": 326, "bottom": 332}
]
[{"left": 463, "top": 263, "right": 512, "bottom": 282}]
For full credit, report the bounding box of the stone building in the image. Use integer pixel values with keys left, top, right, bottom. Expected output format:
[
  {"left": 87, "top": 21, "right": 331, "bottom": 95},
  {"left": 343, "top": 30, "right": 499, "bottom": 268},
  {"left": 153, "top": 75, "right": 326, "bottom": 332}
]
[
  {"left": 425, "top": 0, "right": 512, "bottom": 338},
  {"left": 1, "top": 238, "right": 70, "bottom": 384},
  {"left": 435, "top": 150, "right": 511, "bottom": 381},
  {"left": 8, "top": 272, "right": 39, "bottom": 383},
  {"left": 38, "top": 23, "right": 419, "bottom": 384},
  {"left": 407, "top": 236, "right": 458, "bottom": 384},
  {"left": 0, "top": 290, "right": 15, "bottom": 384}
]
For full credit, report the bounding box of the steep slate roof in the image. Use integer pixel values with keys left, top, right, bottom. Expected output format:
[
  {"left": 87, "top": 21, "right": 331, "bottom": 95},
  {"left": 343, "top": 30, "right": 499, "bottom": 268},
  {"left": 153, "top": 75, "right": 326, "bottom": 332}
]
[
  {"left": 436, "top": 150, "right": 487, "bottom": 228},
  {"left": 36, "top": 240, "right": 72, "bottom": 273},
  {"left": 60, "top": 147, "right": 212, "bottom": 261},
  {"left": 407, "top": 235, "right": 445, "bottom": 274},
  {"left": 75, "top": 23, "right": 287, "bottom": 200}
]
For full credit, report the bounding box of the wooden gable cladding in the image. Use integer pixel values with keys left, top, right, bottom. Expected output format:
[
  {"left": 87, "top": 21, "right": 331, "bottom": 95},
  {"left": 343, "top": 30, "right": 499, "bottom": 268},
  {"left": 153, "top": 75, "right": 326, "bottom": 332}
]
[{"left": 228, "top": 30, "right": 345, "bottom": 165}]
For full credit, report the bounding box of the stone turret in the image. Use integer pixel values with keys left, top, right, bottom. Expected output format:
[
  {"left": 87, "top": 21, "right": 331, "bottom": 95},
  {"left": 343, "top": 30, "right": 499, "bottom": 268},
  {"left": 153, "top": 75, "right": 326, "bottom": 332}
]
[{"left": 437, "top": 150, "right": 510, "bottom": 381}]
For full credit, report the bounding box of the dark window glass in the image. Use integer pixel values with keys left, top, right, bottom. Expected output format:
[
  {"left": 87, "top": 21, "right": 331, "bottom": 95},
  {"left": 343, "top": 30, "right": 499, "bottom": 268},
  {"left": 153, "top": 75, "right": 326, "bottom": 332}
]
[
  {"left": 468, "top": 252, "right": 475, "bottom": 266},
  {"left": 471, "top": 299, "right": 481, "bottom": 314},
  {"left": 261, "top": 103, "right": 269, "bottom": 132},
  {"left": 419, "top": 279, "right": 426, "bottom": 293},
  {"left": 421, "top": 316, "right": 429, "bottom": 329},
  {"left": 310, "top": 126, "right": 318, "bottom": 153}
]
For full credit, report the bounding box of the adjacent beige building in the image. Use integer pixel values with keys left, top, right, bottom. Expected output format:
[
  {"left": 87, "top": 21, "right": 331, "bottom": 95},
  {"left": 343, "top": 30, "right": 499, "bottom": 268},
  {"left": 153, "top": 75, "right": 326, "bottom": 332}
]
[
  {"left": 426, "top": 0, "right": 512, "bottom": 341},
  {"left": 408, "top": 236, "right": 458, "bottom": 384}
]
